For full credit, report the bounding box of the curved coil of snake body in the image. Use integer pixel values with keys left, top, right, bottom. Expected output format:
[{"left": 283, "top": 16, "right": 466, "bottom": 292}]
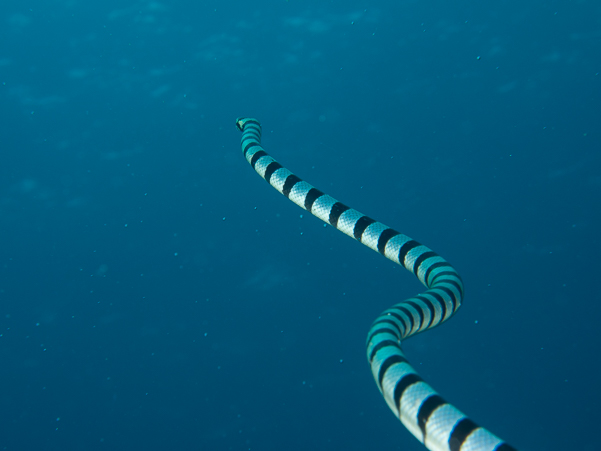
[{"left": 236, "top": 117, "right": 517, "bottom": 451}]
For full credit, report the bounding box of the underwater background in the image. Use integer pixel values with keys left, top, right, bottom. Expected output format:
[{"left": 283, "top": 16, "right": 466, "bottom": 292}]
[{"left": 1, "top": 1, "right": 600, "bottom": 450}]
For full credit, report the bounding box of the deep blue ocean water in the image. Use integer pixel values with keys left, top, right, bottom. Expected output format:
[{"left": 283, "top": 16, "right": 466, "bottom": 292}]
[{"left": 1, "top": 1, "right": 600, "bottom": 450}]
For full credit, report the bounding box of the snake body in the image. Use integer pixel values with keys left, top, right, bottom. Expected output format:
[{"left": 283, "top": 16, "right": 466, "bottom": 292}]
[{"left": 236, "top": 117, "right": 517, "bottom": 451}]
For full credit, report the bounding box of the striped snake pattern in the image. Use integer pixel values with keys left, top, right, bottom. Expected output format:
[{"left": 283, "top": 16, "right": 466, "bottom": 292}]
[{"left": 236, "top": 117, "right": 517, "bottom": 451}]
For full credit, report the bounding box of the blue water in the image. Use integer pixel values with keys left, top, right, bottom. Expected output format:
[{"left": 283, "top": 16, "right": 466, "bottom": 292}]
[{"left": 1, "top": 1, "right": 599, "bottom": 450}]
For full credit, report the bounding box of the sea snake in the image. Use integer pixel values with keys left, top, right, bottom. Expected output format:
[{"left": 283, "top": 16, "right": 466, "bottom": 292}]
[{"left": 236, "top": 117, "right": 517, "bottom": 451}]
